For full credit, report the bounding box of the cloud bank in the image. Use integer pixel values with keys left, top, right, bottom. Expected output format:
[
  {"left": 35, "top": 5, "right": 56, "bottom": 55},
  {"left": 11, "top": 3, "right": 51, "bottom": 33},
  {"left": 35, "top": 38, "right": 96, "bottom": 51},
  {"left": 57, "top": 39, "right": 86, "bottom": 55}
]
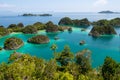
[
  {"left": 0, "top": 3, "right": 15, "bottom": 8},
  {"left": 94, "top": 0, "right": 108, "bottom": 6}
]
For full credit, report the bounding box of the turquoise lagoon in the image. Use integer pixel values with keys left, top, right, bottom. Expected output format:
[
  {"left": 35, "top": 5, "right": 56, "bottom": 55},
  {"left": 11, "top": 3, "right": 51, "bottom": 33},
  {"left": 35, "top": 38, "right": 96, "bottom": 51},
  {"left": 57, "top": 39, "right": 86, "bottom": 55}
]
[
  {"left": 0, "top": 12, "right": 120, "bottom": 68},
  {"left": 0, "top": 27, "right": 120, "bottom": 68}
]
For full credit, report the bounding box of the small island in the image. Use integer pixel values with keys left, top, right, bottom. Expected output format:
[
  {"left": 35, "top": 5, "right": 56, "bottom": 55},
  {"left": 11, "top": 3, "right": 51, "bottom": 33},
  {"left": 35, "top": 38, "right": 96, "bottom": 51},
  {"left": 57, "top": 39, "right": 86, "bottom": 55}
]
[
  {"left": 0, "top": 27, "right": 10, "bottom": 36},
  {"left": 89, "top": 26, "right": 117, "bottom": 37},
  {"left": 45, "top": 21, "right": 58, "bottom": 32},
  {"left": 27, "top": 35, "right": 50, "bottom": 44},
  {"left": 92, "top": 18, "right": 120, "bottom": 27},
  {"left": 58, "top": 17, "right": 90, "bottom": 27},
  {"left": 4, "top": 37, "right": 24, "bottom": 50},
  {"left": 22, "top": 13, "right": 52, "bottom": 16},
  {"left": 99, "top": 10, "right": 120, "bottom": 14},
  {"left": 22, "top": 25, "right": 38, "bottom": 34}
]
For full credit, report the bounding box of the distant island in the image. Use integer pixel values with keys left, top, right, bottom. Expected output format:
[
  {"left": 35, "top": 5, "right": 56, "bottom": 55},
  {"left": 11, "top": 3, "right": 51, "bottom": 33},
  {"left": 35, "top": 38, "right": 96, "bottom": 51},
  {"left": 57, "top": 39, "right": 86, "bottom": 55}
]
[
  {"left": 22, "top": 13, "right": 52, "bottom": 16},
  {"left": 99, "top": 10, "right": 120, "bottom": 14}
]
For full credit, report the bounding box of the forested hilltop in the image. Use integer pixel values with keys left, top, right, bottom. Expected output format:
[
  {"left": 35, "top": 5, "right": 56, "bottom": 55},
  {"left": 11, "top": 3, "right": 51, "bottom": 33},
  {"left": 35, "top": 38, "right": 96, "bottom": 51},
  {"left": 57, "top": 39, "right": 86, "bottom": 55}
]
[
  {"left": 0, "top": 45, "right": 120, "bottom": 80},
  {"left": 0, "top": 17, "right": 120, "bottom": 38}
]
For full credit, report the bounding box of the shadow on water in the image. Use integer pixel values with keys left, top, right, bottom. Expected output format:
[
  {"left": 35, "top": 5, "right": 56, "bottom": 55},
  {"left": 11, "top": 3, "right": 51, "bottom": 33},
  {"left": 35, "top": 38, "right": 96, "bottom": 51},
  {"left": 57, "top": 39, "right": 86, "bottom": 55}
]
[{"left": 91, "top": 35, "right": 114, "bottom": 41}]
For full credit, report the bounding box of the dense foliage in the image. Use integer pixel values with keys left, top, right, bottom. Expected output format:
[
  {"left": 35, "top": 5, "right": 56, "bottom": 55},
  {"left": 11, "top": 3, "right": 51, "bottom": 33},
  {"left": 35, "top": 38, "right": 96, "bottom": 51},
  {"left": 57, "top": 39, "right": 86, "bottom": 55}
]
[
  {"left": 93, "top": 18, "right": 120, "bottom": 27},
  {"left": 73, "top": 18, "right": 90, "bottom": 27},
  {"left": 89, "top": 25, "right": 117, "bottom": 37},
  {"left": 58, "top": 17, "right": 73, "bottom": 26},
  {"left": 0, "top": 17, "right": 120, "bottom": 38},
  {"left": 110, "top": 18, "right": 120, "bottom": 27},
  {"left": 46, "top": 21, "right": 58, "bottom": 32},
  {"left": 102, "top": 57, "right": 120, "bottom": 80},
  {"left": 0, "top": 27, "right": 10, "bottom": 36},
  {"left": 59, "top": 17, "right": 90, "bottom": 27},
  {"left": 22, "top": 25, "right": 38, "bottom": 34},
  {"left": 33, "top": 22, "right": 46, "bottom": 30},
  {"left": 7, "top": 23, "right": 24, "bottom": 32},
  {"left": 0, "top": 45, "right": 119, "bottom": 80},
  {"left": 4, "top": 37, "right": 24, "bottom": 50},
  {"left": 27, "top": 35, "right": 50, "bottom": 44}
]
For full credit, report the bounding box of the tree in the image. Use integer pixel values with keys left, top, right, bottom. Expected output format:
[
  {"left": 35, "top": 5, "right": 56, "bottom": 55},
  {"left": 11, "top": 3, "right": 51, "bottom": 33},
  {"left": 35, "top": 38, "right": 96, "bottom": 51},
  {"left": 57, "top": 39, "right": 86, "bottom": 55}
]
[
  {"left": 50, "top": 44, "right": 57, "bottom": 53},
  {"left": 56, "top": 45, "right": 74, "bottom": 66},
  {"left": 43, "top": 59, "right": 57, "bottom": 80},
  {"left": 76, "top": 49, "right": 92, "bottom": 74},
  {"left": 102, "top": 57, "right": 118, "bottom": 80}
]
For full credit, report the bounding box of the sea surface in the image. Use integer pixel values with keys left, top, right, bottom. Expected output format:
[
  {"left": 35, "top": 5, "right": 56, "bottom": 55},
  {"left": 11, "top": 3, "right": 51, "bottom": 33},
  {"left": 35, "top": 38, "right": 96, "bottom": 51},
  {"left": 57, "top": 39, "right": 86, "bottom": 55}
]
[{"left": 0, "top": 12, "right": 120, "bottom": 68}]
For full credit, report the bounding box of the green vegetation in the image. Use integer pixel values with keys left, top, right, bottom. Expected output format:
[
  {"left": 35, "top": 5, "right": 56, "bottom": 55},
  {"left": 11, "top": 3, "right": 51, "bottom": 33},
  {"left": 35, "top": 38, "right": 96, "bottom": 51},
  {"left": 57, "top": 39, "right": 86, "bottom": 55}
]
[
  {"left": 22, "top": 25, "right": 37, "bottom": 34},
  {"left": 0, "top": 45, "right": 119, "bottom": 80},
  {"left": 46, "top": 21, "right": 58, "bottom": 32},
  {"left": 56, "top": 45, "right": 74, "bottom": 66},
  {"left": 93, "top": 18, "right": 120, "bottom": 27},
  {"left": 59, "top": 17, "right": 90, "bottom": 27},
  {"left": 1, "top": 17, "right": 120, "bottom": 38},
  {"left": 89, "top": 25, "right": 117, "bottom": 37},
  {"left": 73, "top": 18, "right": 90, "bottom": 27},
  {"left": 110, "top": 18, "right": 120, "bottom": 27},
  {"left": 7, "top": 23, "right": 24, "bottom": 32},
  {"left": 58, "top": 17, "right": 73, "bottom": 26},
  {"left": 17, "top": 23, "right": 24, "bottom": 28},
  {"left": 27, "top": 35, "right": 50, "bottom": 44},
  {"left": 4, "top": 37, "right": 24, "bottom": 50},
  {"left": 102, "top": 57, "right": 120, "bottom": 80},
  {"left": 0, "top": 27, "right": 10, "bottom": 36},
  {"left": 33, "top": 22, "right": 46, "bottom": 30},
  {"left": 50, "top": 44, "right": 58, "bottom": 53}
]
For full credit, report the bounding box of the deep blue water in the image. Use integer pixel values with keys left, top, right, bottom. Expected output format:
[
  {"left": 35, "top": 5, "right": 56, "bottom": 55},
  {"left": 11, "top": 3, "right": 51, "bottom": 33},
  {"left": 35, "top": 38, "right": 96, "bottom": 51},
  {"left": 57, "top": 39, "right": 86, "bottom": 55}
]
[
  {"left": 1, "top": 12, "right": 120, "bottom": 27},
  {"left": 0, "top": 12, "right": 120, "bottom": 68}
]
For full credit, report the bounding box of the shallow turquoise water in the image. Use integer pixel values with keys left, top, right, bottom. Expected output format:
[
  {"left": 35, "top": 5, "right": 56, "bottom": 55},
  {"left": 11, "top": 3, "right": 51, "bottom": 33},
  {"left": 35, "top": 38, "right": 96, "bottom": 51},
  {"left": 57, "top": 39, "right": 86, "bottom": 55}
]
[
  {"left": 0, "top": 12, "right": 120, "bottom": 67},
  {"left": 0, "top": 27, "right": 120, "bottom": 68}
]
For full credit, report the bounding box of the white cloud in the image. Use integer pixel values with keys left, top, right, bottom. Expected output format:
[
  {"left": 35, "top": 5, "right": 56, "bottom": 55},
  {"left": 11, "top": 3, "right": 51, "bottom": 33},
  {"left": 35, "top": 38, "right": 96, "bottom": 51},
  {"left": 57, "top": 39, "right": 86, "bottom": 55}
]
[
  {"left": 0, "top": 3, "right": 15, "bottom": 8},
  {"left": 94, "top": 0, "right": 108, "bottom": 6}
]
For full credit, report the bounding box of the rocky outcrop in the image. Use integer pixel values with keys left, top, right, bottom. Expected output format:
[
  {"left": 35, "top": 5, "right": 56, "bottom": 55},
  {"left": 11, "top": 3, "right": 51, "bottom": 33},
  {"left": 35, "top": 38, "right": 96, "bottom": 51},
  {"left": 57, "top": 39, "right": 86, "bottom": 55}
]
[
  {"left": 59, "top": 17, "right": 90, "bottom": 27},
  {"left": 79, "top": 40, "right": 86, "bottom": 45},
  {"left": 4, "top": 37, "right": 24, "bottom": 50},
  {"left": 22, "top": 25, "right": 37, "bottom": 34},
  {"left": 45, "top": 21, "right": 58, "bottom": 32},
  {"left": 27, "top": 35, "right": 50, "bottom": 44},
  {"left": 89, "top": 26, "right": 117, "bottom": 37},
  {"left": 68, "top": 27, "right": 72, "bottom": 32}
]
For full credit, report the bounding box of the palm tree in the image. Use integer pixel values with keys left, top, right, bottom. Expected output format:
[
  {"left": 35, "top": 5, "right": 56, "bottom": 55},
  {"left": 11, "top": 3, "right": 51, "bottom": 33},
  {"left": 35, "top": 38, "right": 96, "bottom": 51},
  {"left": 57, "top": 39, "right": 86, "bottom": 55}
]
[
  {"left": 50, "top": 44, "right": 57, "bottom": 53},
  {"left": 50, "top": 44, "right": 58, "bottom": 58}
]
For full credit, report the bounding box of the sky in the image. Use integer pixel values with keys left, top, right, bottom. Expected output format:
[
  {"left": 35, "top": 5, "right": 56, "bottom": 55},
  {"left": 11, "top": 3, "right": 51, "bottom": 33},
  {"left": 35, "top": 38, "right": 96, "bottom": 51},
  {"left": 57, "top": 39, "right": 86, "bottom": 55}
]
[{"left": 0, "top": 0, "right": 119, "bottom": 13}]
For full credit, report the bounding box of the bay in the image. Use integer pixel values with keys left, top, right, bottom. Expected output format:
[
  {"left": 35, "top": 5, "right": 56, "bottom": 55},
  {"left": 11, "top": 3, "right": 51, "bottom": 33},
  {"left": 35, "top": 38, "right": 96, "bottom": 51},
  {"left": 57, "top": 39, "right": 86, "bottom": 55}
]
[{"left": 0, "top": 12, "right": 120, "bottom": 68}]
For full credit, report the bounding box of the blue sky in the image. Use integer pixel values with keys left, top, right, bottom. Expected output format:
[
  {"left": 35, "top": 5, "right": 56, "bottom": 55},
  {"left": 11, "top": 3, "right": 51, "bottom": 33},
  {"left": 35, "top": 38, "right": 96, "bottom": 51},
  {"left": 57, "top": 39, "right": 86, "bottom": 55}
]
[{"left": 0, "top": 0, "right": 119, "bottom": 12}]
